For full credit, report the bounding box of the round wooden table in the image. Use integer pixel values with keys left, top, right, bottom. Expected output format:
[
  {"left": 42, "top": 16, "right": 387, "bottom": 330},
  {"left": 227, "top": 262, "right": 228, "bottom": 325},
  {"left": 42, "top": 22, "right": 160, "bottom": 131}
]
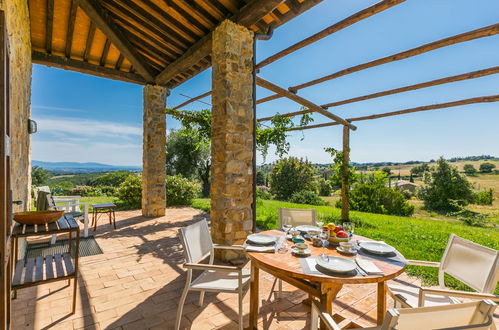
[{"left": 246, "top": 230, "right": 406, "bottom": 329}]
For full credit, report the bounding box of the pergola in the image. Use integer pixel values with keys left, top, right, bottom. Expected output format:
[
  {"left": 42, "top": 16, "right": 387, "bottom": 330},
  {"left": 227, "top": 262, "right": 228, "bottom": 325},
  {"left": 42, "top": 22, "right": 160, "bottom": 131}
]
[{"left": 28, "top": 0, "right": 499, "bottom": 256}]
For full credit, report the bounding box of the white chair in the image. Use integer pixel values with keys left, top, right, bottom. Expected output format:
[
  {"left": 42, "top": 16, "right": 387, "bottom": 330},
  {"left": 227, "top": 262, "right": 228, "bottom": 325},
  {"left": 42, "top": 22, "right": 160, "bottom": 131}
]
[
  {"left": 388, "top": 234, "right": 499, "bottom": 308},
  {"left": 47, "top": 193, "right": 89, "bottom": 238},
  {"left": 175, "top": 219, "right": 251, "bottom": 330},
  {"left": 274, "top": 208, "right": 317, "bottom": 298},
  {"left": 310, "top": 299, "right": 497, "bottom": 330}
]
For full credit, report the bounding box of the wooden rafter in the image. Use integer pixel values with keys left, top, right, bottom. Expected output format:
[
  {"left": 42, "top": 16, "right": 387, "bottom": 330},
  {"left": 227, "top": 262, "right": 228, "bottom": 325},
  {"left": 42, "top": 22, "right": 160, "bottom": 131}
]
[
  {"left": 46, "top": 0, "right": 54, "bottom": 53},
  {"left": 83, "top": 22, "right": 96, "bottom": 62},
  {"left": 260, "top": 23, "right": 499, "bottom": 102},
  {"left": 258, "top": 66, "right": 499, "bottom": 121},
  {"left": 286, "top": 94, "right": 499, "bottom": 131},
  {"left": 173, "top": 0, "right": 400, "bottom": 107},
  {"left": 174, "top": 91, "right": 212, "bottom": 109},
  {"left": 75, "top": 0, "right": 155, "bottom": 82},
  {"left": 256, "top": 0, "right": 406, "bottom": 69},
  {"left": 155, "top": 0, "right": 287, "bottom": 86},
  {"left": 256, "top": 76, "right": 356, "bottom": 130},
  {"left": 65, "top": 0, "right": 78, "bottom": 57},
  {"left": 33, "top": 51, "right": 146, "bottom": 84}
]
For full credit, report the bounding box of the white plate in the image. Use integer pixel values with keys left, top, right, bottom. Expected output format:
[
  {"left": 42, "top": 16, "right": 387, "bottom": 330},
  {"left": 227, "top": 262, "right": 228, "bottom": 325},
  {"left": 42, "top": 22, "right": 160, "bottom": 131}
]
[
  {"left": 359, "top": 241, "right": 396, "bottom": 255},
  {"left": 316, "top": 256, "right": 357, "bottom": 273},
  {"left": 291, "top": 247, "right": 311, "bottom": 256},
  {"left": 296, "top": 225, "right": 321, "bottom": 233},
  {"left": 336, "top": 246, "right": 357, "bottom": 255},
  {"left": 247, "top": 234, "right": 276, "bottom": 245}
]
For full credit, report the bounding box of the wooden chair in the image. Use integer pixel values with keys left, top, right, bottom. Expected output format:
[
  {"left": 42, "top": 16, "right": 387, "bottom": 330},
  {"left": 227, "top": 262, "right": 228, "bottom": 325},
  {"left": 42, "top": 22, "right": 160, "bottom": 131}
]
[
  {"left": 274, "top": 208, "right": 317, "bottom": 298},
  {"left": 175, "top": 219, "right": 251, "bottom": 330},
  {"left": 310, "top": 299, "right": 497, "bottom": 330},
  {"left": 388, "top": 234, "right": 499, "bottom": 308}
]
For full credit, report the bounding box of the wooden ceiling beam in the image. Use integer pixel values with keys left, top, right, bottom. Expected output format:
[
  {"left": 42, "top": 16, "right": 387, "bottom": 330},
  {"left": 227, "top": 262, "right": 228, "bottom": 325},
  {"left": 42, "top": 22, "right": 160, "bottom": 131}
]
[
  {"left": 33, "top": 51, "right": 146, "bottom": 85},
  {"left": 286, "top": 94, "right": 499, "bottom": 131},
  {"left": 65, "top": 0, "right": 78, "bottom": 57},
  {"left": 83, "top": 22, "right": 96, "bottom": 62},
  {"left": 163, "top": 0, "right": 210, "bottom": 34},
  {"left": 258, "top": 66, "right": 499, "bottom": 121},
  {"left": 46, "top": 0, "right": 54, "bottom": 53},
  {"left": 174, "top": 90, "right": 212, "bottom": 109},
  {"left": 75, "top": 0, "right": 155, "bottom": 82},
  {"left": 155, "top": 0, "right": 287, "bottom": 86},
  {"left": 256, "top": 76, "right": 356, "bottom": 130}
]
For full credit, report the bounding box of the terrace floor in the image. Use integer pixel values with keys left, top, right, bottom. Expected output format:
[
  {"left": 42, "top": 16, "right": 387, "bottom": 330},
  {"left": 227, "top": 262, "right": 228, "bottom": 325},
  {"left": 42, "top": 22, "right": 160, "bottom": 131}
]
[{"left": 11, "top": 208, "right": 498, "bottom": 329}]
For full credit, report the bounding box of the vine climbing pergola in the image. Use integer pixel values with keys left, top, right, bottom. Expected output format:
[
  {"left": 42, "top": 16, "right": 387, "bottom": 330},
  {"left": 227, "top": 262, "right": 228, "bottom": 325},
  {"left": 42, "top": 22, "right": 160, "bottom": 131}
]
[{"left": 170, "top": 0, "right": 499, "bottom": 224}]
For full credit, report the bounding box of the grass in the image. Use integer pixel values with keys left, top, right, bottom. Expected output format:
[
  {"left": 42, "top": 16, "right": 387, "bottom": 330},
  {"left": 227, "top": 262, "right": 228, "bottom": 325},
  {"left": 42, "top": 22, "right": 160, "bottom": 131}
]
[{"left": 192, "top": 198, "right": 499, "bottom": 293}]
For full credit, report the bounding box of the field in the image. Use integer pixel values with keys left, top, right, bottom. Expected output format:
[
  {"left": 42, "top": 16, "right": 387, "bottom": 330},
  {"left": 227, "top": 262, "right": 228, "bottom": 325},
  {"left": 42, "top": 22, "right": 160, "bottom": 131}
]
[
  {"left": 372, "top": 159, "right": 499, "bottom": 176},
  {"left": 192, "top": 198, "right": 498, "bottom": 293}
]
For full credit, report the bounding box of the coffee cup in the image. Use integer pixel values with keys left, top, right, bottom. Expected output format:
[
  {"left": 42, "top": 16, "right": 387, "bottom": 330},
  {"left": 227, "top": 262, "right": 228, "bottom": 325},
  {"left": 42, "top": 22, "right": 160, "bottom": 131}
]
[{"left": 339, "top": 241, "right": 354, "bottom": 252}]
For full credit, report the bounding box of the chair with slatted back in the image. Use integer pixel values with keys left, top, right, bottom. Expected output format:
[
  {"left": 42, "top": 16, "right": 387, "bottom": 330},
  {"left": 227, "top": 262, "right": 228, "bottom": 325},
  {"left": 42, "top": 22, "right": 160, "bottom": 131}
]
[
  {"left": 388, "top": 234, "right": 499, "bottom": 308},
  {"left": 46, "top": 193, "right": 89, "bottom": 238},
  {"left": 175, "top": 219, "right": 251, "bottom": 330},
  {"left": 310, "top": 299, "right": 497, "bottom": 330},
  {"left": 274, "top": 208, "right": 317, "bottom": 299}
]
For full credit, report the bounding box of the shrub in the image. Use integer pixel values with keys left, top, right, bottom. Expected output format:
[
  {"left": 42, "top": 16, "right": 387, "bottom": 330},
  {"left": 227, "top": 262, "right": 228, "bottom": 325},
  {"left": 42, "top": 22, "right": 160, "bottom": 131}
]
[
  {"left": 116, "top": 175, "right": 142, "bottom": 209},
  {"left": 450, "top": 203, "right": 489, "bottom": 227},
  {"left": 166, "top": 175, "right": 200, "bottom": 206},
  {"left": 473, "top": 189, "right": 494, "bottom": 205},
  {"left": 70, "top": 185, "right": 103, "bottom": 197},
  {"left": 338, "top": 184, "right": 414, "bottom": 216},
  {"left": 318, "top": 178, "right": 332, "bottom": 196},
  {"left": 269, "top": 157, "right": 317, "bottom": 200},
  {"left": 463, "top": 164, "right": 477, "bottom": 176},
  {"left": 410, "top": 163, "right": 430, "bottom": 177},
  {"left": 418, "top": 158, "right": 474, "bottom": 212},
  {"left": 50, "top": 181, "right": 74, "bottom": 195},
  {"left": 256, "top": 186, "right": 272, "bottom": 200},
  {"left": 289, "top": 190, "right": 326, "bottom": 206},
  {"left": 100, "top": 186, "right": 118, "bottom": 197},
  {"left": 90, "top": 171, "right": 133, "bottom": 187},
  {"left": 479, "top": 162, "right": 496, "bottom": 173}
]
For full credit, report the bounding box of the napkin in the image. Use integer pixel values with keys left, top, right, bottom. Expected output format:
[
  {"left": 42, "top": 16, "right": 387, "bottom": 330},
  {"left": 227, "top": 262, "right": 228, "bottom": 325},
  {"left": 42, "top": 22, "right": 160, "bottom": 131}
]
[
  {"left": 355, "top": 258, "right": 384, "bottom": 275},
  {"left": 245, "top": 245, "right": 275, "bottom": 253}
]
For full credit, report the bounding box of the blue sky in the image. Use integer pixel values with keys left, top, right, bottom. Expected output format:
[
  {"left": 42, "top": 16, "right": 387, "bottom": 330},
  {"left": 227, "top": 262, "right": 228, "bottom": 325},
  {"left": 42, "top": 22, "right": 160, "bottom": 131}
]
[{"left": 31, "top": 0, "right": 499, "bottom": 166}]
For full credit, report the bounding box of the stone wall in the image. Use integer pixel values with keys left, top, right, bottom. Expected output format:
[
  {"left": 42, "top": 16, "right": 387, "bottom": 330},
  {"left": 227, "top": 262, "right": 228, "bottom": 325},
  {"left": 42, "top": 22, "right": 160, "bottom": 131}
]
[
  {"left": 1, "top": 0, "right": 32, "bottom": 212},
  {"left": 142, "top": 84, "right": 168, "bottom": 217},
  {"left": 210, "top": 20, "right": 254, "bottom": 258}
]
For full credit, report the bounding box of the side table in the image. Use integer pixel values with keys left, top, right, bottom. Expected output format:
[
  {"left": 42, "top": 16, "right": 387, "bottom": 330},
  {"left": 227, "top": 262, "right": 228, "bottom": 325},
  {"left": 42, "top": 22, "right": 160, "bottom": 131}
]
[
  {"left": 91, "top": 203, "right": 117, "bottom": 231},
  {"left": 11, "top": 215, "right": 80, "bottom": 313}
]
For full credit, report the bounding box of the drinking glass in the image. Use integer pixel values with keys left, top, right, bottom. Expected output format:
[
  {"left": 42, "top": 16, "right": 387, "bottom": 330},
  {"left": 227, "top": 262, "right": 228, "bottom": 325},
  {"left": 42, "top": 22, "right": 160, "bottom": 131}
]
[
  {"left": 316, "top": 213, "right": 326, "bottom": 228},
  {"left": 318, "top": 231, "right": 330, "bottom": 261},
  {"left": 343, "top": 222, "right": 354, "bottom": 237},
  {"left": 278, "top": 241, "right": 289, "bottom": 254},
  {"left": 282, "top": 224, "right": 292, "bottom": 234}
]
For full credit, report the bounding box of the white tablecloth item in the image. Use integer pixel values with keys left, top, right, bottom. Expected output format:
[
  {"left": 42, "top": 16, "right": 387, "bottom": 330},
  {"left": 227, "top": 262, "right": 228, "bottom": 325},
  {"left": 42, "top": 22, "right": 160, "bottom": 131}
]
[{"left": 355, "top": 258, "right": 384, "bottom": 275}]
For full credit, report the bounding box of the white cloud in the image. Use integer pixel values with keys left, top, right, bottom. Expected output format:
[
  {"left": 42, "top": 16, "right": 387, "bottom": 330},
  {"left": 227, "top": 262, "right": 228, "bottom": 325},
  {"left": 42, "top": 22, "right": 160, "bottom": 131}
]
[
  {"left": 32, "top": 105, "right": 88, "bottom": 113},
  {"left": 33, "top": 116, "right": 142, "bottom": 139}
]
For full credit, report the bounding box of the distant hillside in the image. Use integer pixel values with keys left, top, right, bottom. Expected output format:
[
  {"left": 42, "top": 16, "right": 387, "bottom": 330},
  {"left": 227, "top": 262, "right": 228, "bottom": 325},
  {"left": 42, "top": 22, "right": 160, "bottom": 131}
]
[{"left": 33, "top": 160, "right": 141, "bottom": 173}]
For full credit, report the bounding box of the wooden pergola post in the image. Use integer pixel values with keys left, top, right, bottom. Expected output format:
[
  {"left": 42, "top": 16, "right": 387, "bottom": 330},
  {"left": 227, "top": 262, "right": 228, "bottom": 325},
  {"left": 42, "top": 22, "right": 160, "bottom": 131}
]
[{"left": 341, "top": 124, "right": 350, "bottom": 221}]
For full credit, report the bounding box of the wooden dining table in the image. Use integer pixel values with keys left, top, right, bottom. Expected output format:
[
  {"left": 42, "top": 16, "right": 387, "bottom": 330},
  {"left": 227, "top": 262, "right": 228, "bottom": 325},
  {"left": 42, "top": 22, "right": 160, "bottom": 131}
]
[{"left": 246, "top": 230, "right": 406, "bottom": 329}]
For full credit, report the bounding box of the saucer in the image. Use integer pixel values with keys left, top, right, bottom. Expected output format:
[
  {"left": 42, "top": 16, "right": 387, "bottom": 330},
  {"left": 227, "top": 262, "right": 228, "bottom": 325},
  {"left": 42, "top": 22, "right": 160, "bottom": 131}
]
[
  {"left": 291, "top": 247, "right": 311, "bottom": 256},
  {"left": 336, "top": 246, "right": 357, "bottom": 255}
]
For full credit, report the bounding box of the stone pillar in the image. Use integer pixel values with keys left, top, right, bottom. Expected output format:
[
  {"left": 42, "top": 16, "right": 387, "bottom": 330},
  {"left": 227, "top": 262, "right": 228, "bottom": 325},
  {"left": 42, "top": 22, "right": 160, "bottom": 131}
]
[
  {"left": 142, "top": 84, "right": 168, "bottom": 217},
  {"left": 210, "top": 20, "right": 254, "bottom": 258}
]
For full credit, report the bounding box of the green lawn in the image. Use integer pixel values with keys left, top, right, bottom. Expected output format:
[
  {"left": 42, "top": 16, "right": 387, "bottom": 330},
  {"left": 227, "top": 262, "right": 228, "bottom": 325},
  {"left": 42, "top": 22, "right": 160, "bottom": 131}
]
[{"left": 192, "top": 198, "right": 499, "bottom": 293}]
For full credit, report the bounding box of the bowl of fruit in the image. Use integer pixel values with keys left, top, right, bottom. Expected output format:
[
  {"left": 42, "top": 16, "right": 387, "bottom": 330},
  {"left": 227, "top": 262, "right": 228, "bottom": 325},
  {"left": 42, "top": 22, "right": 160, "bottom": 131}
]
[{"left": 326, "top": 223, "right": 351, "bottom": 244}]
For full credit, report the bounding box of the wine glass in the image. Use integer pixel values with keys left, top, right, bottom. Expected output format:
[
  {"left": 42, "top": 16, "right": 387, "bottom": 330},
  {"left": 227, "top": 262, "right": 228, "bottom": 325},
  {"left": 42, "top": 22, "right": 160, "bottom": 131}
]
[
  {"left": 318, "top": 230, "right": 330, "bottom": 261},
  {"left": 343, "top": 222, "right": 354, "bottom": 237},
  {"left": 282, "top": 224, "right": 292, "bottom": 234},
  {"left": 316, "top": 213, "right": 326, "bottom": 228}
]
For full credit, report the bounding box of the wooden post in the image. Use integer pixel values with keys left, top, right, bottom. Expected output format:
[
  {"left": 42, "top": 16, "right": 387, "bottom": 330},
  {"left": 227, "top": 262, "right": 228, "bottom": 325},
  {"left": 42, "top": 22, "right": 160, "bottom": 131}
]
[{"left": 341, "top": 125, "right": 350, "bottom": 221}]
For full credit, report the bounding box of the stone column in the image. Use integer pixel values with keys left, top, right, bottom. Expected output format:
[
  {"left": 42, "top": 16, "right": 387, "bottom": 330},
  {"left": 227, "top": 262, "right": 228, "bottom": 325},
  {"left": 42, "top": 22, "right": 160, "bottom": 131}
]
[
  {"left": 211, "top": 20, "right": 254, "bottom": 259},
  {"left": 142, "top": 84, "right": 168, "bottom": 217}
]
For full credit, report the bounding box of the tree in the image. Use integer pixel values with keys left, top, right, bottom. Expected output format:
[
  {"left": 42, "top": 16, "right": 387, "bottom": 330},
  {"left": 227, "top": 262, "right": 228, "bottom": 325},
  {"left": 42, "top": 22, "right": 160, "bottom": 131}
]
[
  {"left": 463, "top": 164, "right": 477, "bottom": 176},
  {"left": 410, "top": 163, "right": 430, "bottom": 176},
  {"left": 381, "top": 167, "right": 392, "bottom": 176},
  {"left": 166, "top": 127, "right": 211, "bottom": 197},
  {"left": 324, "top": 148, "right": 358, "bottom": 189},
  {"left": 256, "top": 170, "right": 265, "bottom": 186},
  {"left": 418, "top": 158, "right": 474, "bottom": 211},
  {"left": 269, "top": 157, "right": 317, "bottom": 200},
  {"left": 479, "top": 162, "right": 496, "bottom": 173},
  {"left": 318, "top": 178, "right": 332, "bottom": 196},
  {"left": 31, "top": 166, "right": 50, "bottom": 186},
  {"left": 90, "top": 170, "right": 133, "bottom": 187}
]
